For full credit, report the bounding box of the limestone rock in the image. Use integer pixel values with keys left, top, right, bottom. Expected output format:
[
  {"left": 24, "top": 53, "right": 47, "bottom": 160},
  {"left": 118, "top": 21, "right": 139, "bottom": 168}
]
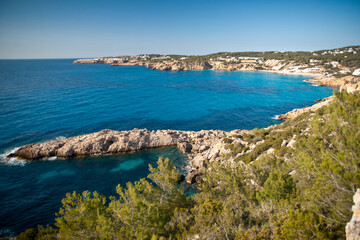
[
  {"left": 146, "top": 61, "right": 213, "bottom": 71},
  {"left": 340, "top": 82, "right": 360, "bottom": 93},
  {"left": 9, "top": 128, "right": 241, "bottom": 180},
  {"left": 185, "top": 170, "right": 199, "bottom": 184},
  {"left": 346, "top": 189, "right": 360, "bottom": 240}
]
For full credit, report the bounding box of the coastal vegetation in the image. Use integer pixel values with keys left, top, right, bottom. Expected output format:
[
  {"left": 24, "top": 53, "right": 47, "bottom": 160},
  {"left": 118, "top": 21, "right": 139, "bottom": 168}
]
[
  {"left": 116, "top": 46, "right": 360, "bottom": 69},
  {"left": 17, "top": 91, "right": 360, "bottom": 239}
]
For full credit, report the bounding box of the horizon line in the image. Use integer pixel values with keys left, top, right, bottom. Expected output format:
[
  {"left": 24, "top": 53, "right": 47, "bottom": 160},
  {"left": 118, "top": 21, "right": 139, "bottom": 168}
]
[{"left": 1, "top": 44, "right": 359, "bottom": 60}]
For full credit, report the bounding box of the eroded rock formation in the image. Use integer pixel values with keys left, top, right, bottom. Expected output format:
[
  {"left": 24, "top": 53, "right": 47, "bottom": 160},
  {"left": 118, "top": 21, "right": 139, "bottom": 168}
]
[{"left": 346, "top": 189, "right": 360, "bottom": 240}]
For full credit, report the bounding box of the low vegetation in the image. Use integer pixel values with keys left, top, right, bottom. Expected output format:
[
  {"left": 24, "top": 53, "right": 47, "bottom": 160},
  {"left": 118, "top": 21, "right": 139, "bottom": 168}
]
[
  {"left": 17, "top": 91, "right": 360, "bottom": 239},
  {"left": 134, "top": 46, "right": 360, "bottom": 70}
]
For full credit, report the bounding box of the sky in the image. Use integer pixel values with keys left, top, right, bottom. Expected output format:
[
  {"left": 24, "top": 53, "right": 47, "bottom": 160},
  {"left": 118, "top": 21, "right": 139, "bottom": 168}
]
[{"left": 0, "top": 0, "right": 359, "bottom": 59}]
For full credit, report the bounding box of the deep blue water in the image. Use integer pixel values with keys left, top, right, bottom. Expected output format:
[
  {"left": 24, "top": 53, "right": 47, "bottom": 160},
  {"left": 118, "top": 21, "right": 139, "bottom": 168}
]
[{"left": 0, "top": 59, "right": 333, "bottom": 236}]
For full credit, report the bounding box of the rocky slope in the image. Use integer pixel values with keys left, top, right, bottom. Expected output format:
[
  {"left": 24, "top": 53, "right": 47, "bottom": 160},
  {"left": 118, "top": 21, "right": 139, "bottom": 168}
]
[{"left": 346, "top": 189, "right": 360, "bottom": 240}]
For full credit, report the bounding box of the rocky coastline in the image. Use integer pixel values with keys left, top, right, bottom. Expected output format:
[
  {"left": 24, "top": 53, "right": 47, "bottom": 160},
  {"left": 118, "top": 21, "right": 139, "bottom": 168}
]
[
  {"left": 6, "top": 73, "right": 360, "bottom": 182},
  {"left": 278, "top": 76, "right": 360, "bottom": 120},
  {"left": 7, "top": 128, "right": 249, "bottom": 183},
  {"left": 74, "top": 58, "right": 324, "bottom": 75},
  {"left": 7, "top": 60, "right": 360, "bottom": 183}
]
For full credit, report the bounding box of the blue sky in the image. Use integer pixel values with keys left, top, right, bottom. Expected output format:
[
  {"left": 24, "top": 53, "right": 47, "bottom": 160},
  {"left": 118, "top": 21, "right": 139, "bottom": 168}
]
[{"left": 0, "top": 0, "right": 359, "bottom": 59}]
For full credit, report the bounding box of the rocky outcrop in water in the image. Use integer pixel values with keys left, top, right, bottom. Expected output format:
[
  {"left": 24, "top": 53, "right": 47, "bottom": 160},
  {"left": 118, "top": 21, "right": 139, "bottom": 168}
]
[
  {"left": 346, "top": 189, "right": 360, "bottom": 240},
  {"left": 8, "top": 128, "right": 248, "bottom": 174}
]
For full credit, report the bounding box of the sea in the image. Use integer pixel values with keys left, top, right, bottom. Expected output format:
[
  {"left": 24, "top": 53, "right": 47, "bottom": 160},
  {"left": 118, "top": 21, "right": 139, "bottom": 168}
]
[{"left": 0, "top": 59, "right": 333, "bottom": 236}]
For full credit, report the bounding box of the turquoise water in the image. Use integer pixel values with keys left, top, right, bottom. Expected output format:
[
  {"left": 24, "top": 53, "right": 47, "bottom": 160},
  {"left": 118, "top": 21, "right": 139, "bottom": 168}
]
[{"left": 0, "top": 59, "right": 333, "bottom": 236}]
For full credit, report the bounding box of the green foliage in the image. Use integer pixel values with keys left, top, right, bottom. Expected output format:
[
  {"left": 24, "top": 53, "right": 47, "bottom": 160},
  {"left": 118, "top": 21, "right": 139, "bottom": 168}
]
[
  {"left": 55, "top": 191, "right": 109, "bottom": 239},
  {"left": 51, "top": 158, "right": 191, "bottom": 239},
  {"left": 256, "top": 169, "right": 294, "bottom": 202},
  {"left": 148, "top": 157, "right": 183, "bottom": 191},
  {"left": 17, "top": 225, "right": 57, "bottom": 240},
  {"left": 144, "top": 46, "right": 360, "bottom": 69},
  {"left": 290, "top": 91, "right": 360, "bottom": 232}
]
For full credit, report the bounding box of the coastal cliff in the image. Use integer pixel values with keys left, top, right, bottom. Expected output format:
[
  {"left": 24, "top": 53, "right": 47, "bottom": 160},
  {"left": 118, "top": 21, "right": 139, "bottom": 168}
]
[
  {"left": 74, "top": 46, "right": 360, "bottom": 78},
  {"left": 146, "top": 61, "right": 213, "bottom": 71},
  {"left": 74, "top": 58, "right": 323, "bottom": 74}
]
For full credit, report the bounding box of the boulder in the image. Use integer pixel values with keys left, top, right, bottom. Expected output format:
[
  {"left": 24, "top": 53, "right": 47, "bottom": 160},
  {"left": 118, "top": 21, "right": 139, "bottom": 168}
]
[{"left": 185, "top": 170, "right": 199, "bottom": 184}]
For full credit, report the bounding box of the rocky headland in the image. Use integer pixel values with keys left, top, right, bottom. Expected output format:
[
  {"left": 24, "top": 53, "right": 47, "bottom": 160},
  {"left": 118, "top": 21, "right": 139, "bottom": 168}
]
[{"left": 7, "top": 128, "right": 249, "bottom": 183}]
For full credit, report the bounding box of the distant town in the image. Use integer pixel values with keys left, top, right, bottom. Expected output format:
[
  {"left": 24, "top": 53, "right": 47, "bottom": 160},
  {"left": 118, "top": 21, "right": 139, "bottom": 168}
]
[{"left": 74, "top": 46, "right": 360, "bottom": 76}]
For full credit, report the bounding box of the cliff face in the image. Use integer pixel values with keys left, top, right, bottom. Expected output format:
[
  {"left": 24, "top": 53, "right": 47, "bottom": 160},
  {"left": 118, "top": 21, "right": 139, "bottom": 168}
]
[
  {"left": 146, "top": 61, "right": 213, "bottom": 71},
  {"left": 346, "top": 189, "right": 360, "bottom": 240},
  {"left": 145, "top": 61, "right": 259, "bottom": 71}
]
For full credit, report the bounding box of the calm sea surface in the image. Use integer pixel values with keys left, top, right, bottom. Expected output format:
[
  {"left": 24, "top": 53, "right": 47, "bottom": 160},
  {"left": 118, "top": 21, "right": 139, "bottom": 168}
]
[{"left": 0, "top": 59, "right": 333, "bottom": 236}]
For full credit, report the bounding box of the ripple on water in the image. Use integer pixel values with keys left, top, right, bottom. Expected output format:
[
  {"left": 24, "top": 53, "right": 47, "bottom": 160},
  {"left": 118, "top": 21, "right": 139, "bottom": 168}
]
[
  {"left": 110, "top": 159, "right": 145, "bottom": 172},
  {"left": 38, "top": 170, "right": 76, "bottom": 183}
]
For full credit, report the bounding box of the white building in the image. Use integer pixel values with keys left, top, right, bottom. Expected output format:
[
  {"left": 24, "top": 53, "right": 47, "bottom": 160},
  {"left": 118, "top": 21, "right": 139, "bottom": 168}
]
[{"left": 352, "top": 69, "right": 360, "bottom": 76}]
